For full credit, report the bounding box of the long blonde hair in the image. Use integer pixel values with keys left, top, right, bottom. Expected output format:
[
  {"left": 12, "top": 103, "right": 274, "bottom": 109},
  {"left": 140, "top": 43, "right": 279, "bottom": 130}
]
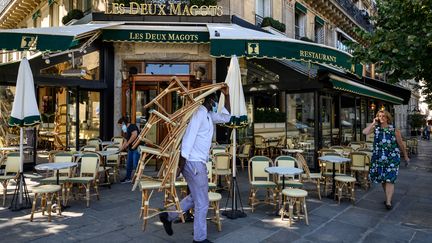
[{"left": 376, "top": 110, "right": 393, "bottom": 124}]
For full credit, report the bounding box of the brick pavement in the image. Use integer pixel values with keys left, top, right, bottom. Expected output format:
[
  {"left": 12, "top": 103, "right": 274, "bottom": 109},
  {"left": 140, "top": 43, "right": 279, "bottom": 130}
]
[{"left": 1, "top": 140, "right": 432, "bottom": 242}]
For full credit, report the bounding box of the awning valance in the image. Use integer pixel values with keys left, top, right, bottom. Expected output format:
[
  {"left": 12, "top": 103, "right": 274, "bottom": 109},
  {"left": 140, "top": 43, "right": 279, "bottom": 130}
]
[
  {"left": 0, "top": 23, "right": 120, "bottom": 52},
  {"left": 329, "top": 74, "right": 404, "bottom": 104},
  {"left": 102, "top": 25, "right": 209, "bottom": 43},
  {"left": 207, "top": 24, "right": 362, "bottom": 76}
]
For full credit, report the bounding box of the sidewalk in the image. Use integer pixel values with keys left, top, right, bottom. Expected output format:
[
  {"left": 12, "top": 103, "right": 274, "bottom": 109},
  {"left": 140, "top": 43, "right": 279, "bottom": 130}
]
[{"left": 1, "top": 140, "right": 431, "bottom": 243}]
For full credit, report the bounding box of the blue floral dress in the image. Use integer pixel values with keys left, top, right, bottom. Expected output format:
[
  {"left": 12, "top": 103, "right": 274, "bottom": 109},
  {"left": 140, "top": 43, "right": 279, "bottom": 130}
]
[{"left": 369, "top": 124, "right": 400, "bottom": 183}]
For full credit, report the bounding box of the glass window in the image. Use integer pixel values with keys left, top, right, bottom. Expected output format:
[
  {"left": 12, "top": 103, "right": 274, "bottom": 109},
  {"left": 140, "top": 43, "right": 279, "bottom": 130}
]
[
  {"left": 295, "top": 10, "right": 306, "bottom": 39},
  {"left": 336, "top": 32, "right": 351, "bottom": 53},
  {"left": 314, "top": 22, "right": 324, "bottom": 44},
  {"left": 145, "top": 63, "right": 189, "bottom": 75},
  {"left": 256, "top": 0, "right": 272, "bottom": 17},
  {"left": 341, "top": 96, "right": 355, "bottom": 144},
  {"left": 287, "top": 92, "right": 316, "bottom": 168},
  {"left": 78, "top": 91, "right": 100, "bottom": 143}
]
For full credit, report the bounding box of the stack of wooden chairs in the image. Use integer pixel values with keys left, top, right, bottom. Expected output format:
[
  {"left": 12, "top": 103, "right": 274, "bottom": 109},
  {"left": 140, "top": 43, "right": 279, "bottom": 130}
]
[{"left": 130, "top": 76, "right": 226, "bottom": 230}]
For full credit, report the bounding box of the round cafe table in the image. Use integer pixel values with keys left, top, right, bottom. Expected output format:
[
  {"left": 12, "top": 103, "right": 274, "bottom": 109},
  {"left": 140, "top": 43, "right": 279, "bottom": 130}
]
[
  {"left": 281, "top": 149, "right": 304, "bottom": 156},
  {"left": 318, "top": 155, "right": 351, "bottom": 198},
  {"left": 35, "top": 162, "right": 77, "bottom": 185},
  {"left": 265, "top": 167, "right": 303, "bottom": 215}
]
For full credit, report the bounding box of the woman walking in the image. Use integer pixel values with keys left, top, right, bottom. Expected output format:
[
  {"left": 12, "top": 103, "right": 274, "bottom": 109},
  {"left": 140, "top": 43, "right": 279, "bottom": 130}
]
[{"left": 363, "top": 110, "right": 410, "bottom": 210}]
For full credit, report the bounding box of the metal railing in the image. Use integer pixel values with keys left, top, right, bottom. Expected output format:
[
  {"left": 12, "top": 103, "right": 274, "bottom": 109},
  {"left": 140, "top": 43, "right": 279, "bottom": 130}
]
[
  {"left": 0, "top": 0, "right": 12, "bottom": 15},
  {"left": 335, "top": 0, "right": 374, "bottom": 32}
]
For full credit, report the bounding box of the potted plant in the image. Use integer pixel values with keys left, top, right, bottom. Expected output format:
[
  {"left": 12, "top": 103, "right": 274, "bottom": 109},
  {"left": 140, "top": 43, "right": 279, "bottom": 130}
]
[{"left": 408, "top": 113, "right": 426, "bottom": 136}]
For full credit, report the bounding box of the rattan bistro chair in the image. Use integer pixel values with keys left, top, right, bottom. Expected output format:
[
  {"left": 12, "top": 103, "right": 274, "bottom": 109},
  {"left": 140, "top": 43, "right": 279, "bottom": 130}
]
[
  {"left": 248, "top": 156, "right": 277, "bottom": 212},
  {"left": 0, "top": 152, "right": 20, "bottom": 206},
  {"left": 349, "top": 152, "right": 370, "bottom": 189},
  {"left": 237, "top": 143, "right": 252, "bottom": 171},
  {"left": 274, "top": 156, "right": 303, "bottom": 189},
  {"left": 296, "top": 153, "right": 322, "bottom": 200}
]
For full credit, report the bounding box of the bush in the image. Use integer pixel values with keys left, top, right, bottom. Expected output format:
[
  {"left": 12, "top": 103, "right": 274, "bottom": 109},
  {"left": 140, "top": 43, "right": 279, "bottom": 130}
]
[
  {"left": 261, "top": 17, "right": 286, "bottom": 33},
  {"left": 408, "top": 113, "right": 426, "bottom": 130},
  {"left": 190, "top": 0, "right": 217, "bottom": 6},
  {"left": 62, "top": 9, "right": 84, "bottom": 25}
]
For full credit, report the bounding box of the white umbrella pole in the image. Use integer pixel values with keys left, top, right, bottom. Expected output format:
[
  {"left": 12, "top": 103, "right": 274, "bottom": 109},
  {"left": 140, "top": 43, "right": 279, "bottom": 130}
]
[
  {"left": 232, "top": 128, "right": 237, "bottom": 209},
  {"left": 19, "top": 127, "right": 24, "bottom": 204}
]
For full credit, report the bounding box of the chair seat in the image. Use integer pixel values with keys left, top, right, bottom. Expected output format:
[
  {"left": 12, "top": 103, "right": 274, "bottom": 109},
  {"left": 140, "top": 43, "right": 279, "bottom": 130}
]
[
  {"left": 208, "top": 192, "right": 222, "bottom": 202},
  {"left": 0, "top": 175, "right": 17, "bottom": 180},
  {"left": 66, "top": 177, "right": 95, "bottom": 183},
  {"left": 238, "top": 154, "right": 249, "bottom": 158},
  {"left": 138, "top": 146, "right": 169, "bottom": 157},
  {"left": 40, "top": 176, "right": 70, "bottom": 183},
  {"left": 278, "top": 180, "right": 303, "bottom": 188},
  {"left": 208, "top": 182, "right": 217, "bottom": 189},
  {"left": 32, "top": 184, "right": 62, "bottom": 193},
  {"left": 251, "top": 181, "right": 277, "bottom": 188},
  {"left": 139, "top": 180, "right": 163, "bottom": 190},
  {"left": 175, "top": 181, "right": 188, "bottom": 187},
  {"left": 323, "top": 172, "right": 346, "bottom": 177},
  {"left": 350, "top": 166, "right": 369, "bottom": 171},
  {"left": 334, "top": 175, "right": 356, "bottom": 183},
  {"left": 282, "top": 188, "right": 308, "bottom": 197},
  {"left": 302, "top": 173, "right": 322, "bottom": 179},
  {"left": 214, "top": 169, "right": 231, "bottom": 176}
]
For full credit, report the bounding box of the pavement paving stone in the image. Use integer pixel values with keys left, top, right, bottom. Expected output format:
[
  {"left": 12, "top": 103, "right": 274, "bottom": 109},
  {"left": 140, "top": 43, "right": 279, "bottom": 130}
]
[
  {"left": 304, "top": 220, "right": 368, "bottom": 242},
  {"left": 411, "top": 231, "right": 432, "bottom": 243},
  {"left": 363, "top": 232, "right": 408, "bottom": 243},
  {"left": 213, "top": 224, "right": 280, "bottom": 243},
  {"left": 262, "top": 228, "right": 301, "bottom": 242},
  {"left": 368, "top": 222, "right": 417, "bottom": 242},
  {"left": 334, "top": 207, "right": 385, "bottom": 228}
]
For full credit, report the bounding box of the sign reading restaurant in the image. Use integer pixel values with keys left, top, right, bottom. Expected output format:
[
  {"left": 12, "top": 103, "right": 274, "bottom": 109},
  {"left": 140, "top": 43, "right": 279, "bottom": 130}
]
[{"left": 105, "top": 2, "right": 223, "bottom": 16}]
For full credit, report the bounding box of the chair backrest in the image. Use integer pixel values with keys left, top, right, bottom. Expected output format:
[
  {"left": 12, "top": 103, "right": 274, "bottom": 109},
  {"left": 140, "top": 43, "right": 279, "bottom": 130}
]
[
  {"left": 211, "top": 145, "right": 226, "bottom": 156},
  {"left": 206, "top": 159, "right": 216, "bottom": 184},
  {"left": 53, "top": 151, "right": 74, "bottom": 176},
  {"left": 350, "top": 152, "right": 369, "bottom": 167},
  {"left": 277, "top": 135, "right": 286, "bottom": 147},
  {"left": 79, "top": 153, "right": 100, "bottom": 178},
  {"left": 286, "top": 138, "right": 295, "bottom": 149},
  {"left": 254, "top": 135, "right": 265, "bottom": 146},
  {"left": 4, "top": 152, "right": 20, "bottom": 175},
  {"left": 319, "top": 149, "right": 337, "bottom": 156},
  {"left": 330, "top": 146, "right": 344, "bottom": 154},
  {"left": 111, "top": 136, "right": 125, "bottom": 147},
  {"left": 80, "top": 145, "right": 97, "bottom": 152},
  {"left": 296, "top": 153, "right": 311, "bottom": 178},
  {"left": 248, "top": 156, "right": 273, "bottom": 182},
  {"left": 349, "top": 142, "right": 364, "bottom": 151},
  {"left": 274, "top": 156, "right": 297, "bottom": 168},
  {"left": 241, "top": 143, "right": 252, "bottom": 156},
  {"left": 356, "top": 149, "right": 372, "bottom": 160},
  {"left": 87, "top": 138, "right": 101, "bottom": 150},
  {"left": 104, "top": 145, "right": 120, "bottom": 164},
  {"left": 213, "top": 152, "right": 231, "bottom": 171}
]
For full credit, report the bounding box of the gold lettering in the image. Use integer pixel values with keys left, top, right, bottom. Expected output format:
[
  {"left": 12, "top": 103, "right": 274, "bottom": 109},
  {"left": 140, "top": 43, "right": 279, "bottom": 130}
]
[
  {"left": 200, "top": 6, "right": 208, "bottom": 16},
  {"left": 148, "top": 4, "right": 157, "bottom": 15},
  {"left": 130, "top": 2, "right": 139, "bottom": 14},
  {"left": 216, "top": 6, "right": 223, "bottom": 16},
  {"left": 208, "top": 6, "right": 217, "bottom": 16},
  {"left": 119, "top": 3, "right": 125, "bottom": 14},
  {"left": 299, "top": 50, "right": 336, "bottom": 63},
  {"left": 112, "top": 3, "right": 119, "bottom": 14},
  {"left": 140, "top": 4, "right": 148, "bottom": 15},
  {"left": 158, "top": 4, "right": 166, "bottom": 15},
  {"left": 182, "top": 5, "right": 191, "bottom": 16},
  {"left": 145, "top": 33, "right": 151, "bottom": 40},
  {"left": 105, "top": 2, "right": 112, "bottom": 14},
  {"left": 170, "top": 3, "right": 182, "bottom": 15},
  {"left": 190, "top": 5, "right": 198, "bottom": 16}
]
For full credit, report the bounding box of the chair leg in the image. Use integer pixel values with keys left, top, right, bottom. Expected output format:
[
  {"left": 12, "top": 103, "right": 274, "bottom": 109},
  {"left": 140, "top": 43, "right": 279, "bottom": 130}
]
[
  {"left": 94, "top": 182, "right": 100, "bottom": 200},
  {"left": 86, "top": 183, "right": 90, "bottom": 207},
  {"left": 214, "top": 200, "right": 221, "bottom": 232},
  {"left": 351, "top": 182, "right": 356, "bottom": 204},
  {"left": 316, "top": 180, "right": 321, "bottom": 200},
  {"left": 30, "top": 192, "right": 38, "bottom": 222},
  {"left": 302, "top": 197, "right": 309, "bottom": 225},
  {"left": 56, "top": 191, "right": 62, "bottom": 216},
  {"left": 47, "top": 193, "right": 52, "bottom": 222},
  {"left": 41, "top": 193, "right": 46, "bottom": 215},
  {"left": 142, "top": 190, "right": 149, "bottom": 231},
  {"left": 2, "top": 181, "right": 7, "bottom": 207},
  {"left": 288, "top": 198, "right": 294, "bottom": 227}
]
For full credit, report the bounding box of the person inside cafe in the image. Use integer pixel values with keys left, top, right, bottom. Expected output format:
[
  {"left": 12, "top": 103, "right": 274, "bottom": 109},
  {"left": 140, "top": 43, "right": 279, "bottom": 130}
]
[
  {"left": 117, "top": 116, "right": 140, "bottom": 183},
  {"left": 362, "top": 110, "right": 409, "bottom": 210}
]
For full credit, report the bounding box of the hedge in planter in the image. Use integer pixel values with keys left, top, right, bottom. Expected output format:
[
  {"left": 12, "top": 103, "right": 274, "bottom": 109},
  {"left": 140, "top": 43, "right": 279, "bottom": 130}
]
[
  {"left": 261, "top": 17, "right": 286, "bottom": 33},
  {"left": 62, "top": 9, "right": 84, "bottom": 25}
]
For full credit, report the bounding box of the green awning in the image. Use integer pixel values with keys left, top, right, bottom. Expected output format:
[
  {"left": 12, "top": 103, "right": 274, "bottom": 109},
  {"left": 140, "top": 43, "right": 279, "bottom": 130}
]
[
  {"left": 295, "top": 2, "right": 307, "bottom": 14},
  {"left": 329, "top": 74, "right": 404, "bottom": 104},
  {"left": 315, "top": 16, "right": 325, "bottom": 26},
  {"left": 0, "top": 23, "right": 119, "bottom": 52},
  {"left": 102, "top": 25, "right": 209, "bottom": 43},
  {"left": 207, "top": 24, "right": 362, "bottom": 77}
]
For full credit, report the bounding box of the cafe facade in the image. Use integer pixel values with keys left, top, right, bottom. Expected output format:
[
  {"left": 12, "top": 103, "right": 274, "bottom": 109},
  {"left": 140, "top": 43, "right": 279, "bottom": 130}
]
[{"left": 0, "top": 2, "right": 410, "bottom": 168}]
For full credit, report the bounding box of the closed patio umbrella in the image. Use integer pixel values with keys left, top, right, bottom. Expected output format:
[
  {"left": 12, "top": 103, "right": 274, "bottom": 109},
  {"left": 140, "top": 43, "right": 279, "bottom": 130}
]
[
  {"left": 218, "top": 55, "right": 248, "bottom": 219},
  {"left": 8, "top": 57, "right": 41, "bottom": 210}
]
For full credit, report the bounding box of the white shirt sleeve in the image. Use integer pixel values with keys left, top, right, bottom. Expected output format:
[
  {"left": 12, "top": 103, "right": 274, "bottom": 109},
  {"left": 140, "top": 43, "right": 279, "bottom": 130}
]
[
  {"left": 210, "top": 107, "right": 231, "bottom": 124},
  {"left": 181, "top": 108, "right": 205, "bottom": 160}
]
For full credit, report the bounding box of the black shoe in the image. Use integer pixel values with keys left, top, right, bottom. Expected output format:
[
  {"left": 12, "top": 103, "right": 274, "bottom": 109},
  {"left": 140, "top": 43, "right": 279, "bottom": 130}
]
[
  {"left": 159, "top": 212, "right": 173, "bottom": 236},
  {"left": 384, "top": 201, "right": 393, "bottom": 210},
  {"left": 193, "top": 239, "right": 213, "bottom": 243},
  {"left": 120, "top": 178, "right": 132, "bottom": 184}
]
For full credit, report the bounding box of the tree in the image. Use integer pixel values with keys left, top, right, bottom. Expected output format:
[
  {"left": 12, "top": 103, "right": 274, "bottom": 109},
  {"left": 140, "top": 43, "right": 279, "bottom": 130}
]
[{"left": 349, "top": 0, "right": 432, "bottom": 107}]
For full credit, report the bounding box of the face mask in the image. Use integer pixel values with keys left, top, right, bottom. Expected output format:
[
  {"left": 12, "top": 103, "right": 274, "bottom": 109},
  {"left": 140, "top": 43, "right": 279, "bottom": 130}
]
[
  {"left": 212, "top": 101, "right": 218, "bottom": 113},
  {"left": 122, "top": 123, "right": 127, "bottom": 133}
]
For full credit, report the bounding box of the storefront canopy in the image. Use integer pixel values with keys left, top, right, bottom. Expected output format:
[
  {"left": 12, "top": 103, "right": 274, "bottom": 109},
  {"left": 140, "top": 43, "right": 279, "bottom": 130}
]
[
  {"left": 329, "top": 74, "right": 405, "bottom": 104},
  {"left": 207, "top": 24, "right": 362, "bottom": 76},
  {"left": 0, "top": 23, "right": 120, "bottom": 52}
]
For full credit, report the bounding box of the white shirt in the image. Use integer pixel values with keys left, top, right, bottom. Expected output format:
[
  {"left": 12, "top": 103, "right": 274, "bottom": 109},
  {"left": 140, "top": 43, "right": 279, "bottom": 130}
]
[{"left": 181, "top": 105, "right": 231, "bottom": 163}]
